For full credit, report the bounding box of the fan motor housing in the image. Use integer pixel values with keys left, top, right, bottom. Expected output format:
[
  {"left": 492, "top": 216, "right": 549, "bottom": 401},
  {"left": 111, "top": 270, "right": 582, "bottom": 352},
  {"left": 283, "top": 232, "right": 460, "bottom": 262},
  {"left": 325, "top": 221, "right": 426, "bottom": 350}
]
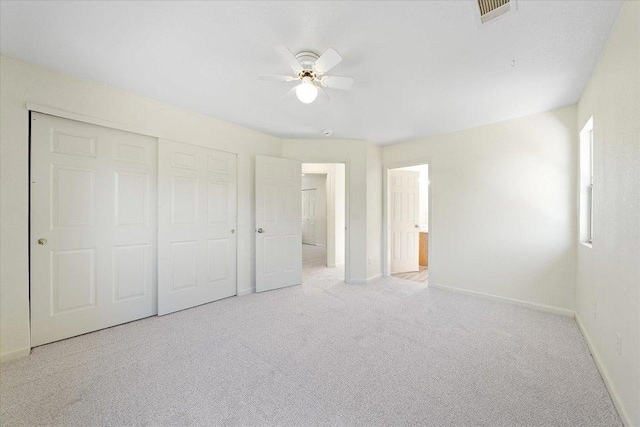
[
  {"left": 299, "top": 69, "right": 316, "bottom": 81},
  {"left": 295, "top": 51, "right": 319, "bottom": 70}
]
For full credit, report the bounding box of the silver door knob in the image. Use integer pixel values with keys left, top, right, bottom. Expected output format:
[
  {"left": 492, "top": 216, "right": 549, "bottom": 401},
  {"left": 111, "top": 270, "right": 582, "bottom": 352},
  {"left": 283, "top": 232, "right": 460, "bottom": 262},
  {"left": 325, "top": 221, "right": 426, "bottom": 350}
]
[
  {"left": 257, "top": 228, "right": 264, "bottom": 233},
  {"left": 37, "top": 238, "right": 47, "bottom": 245},
  {"left": 230, "top": 229, "right": 235, "bottom": 234},
  {"left": 415, "top": 225, "right": 420, "bottom": 229}
]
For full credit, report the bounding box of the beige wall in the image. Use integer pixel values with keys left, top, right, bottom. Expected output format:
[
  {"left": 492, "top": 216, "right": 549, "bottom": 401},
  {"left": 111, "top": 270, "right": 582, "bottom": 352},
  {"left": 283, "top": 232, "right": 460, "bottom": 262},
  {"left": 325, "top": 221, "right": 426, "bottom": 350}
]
[
  {"left": 383, "top": 105, "right": 578, "bottom": 313},
  {"left": 0, "top": 56, "right": 282, "bottom": 360},
  {"left": 575, "top": 1, "right": 640, "bottom": 424}
]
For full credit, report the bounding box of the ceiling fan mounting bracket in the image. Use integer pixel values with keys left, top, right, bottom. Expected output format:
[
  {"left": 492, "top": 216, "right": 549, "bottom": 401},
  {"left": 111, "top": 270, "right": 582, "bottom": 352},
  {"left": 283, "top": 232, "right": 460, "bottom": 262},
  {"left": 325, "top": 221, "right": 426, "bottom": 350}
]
[{"left": 295, "top": 50, "right": 320, "bottom": 70}]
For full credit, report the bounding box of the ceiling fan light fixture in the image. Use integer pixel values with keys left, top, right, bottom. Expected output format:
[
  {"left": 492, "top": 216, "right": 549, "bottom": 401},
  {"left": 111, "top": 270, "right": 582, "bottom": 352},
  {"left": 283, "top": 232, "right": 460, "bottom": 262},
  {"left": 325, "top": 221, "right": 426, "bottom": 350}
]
[
  {"left": 295, "top": 77, "right": 318, "bottom": 104},
  {"left": 260, "top": 47, "right": 353, "bottom": 104}
]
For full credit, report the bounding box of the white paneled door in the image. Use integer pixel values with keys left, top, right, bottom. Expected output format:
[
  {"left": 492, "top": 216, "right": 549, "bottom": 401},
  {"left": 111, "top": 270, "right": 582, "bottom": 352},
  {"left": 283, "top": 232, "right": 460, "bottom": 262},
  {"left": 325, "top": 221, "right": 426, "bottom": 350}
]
[
  {"left": 30, "top": 113, "right": 158, "bottom": 346},
  {"left": 389, "top": 169, "right": 420, "bottom": 274},
  {"left": 255, "top": 156, "right": 302, "bottom": 292},
  {"left": 302, "top": 189, "right": 316, "bottom": 245},
  {"left": 158, "top": 140, "right": 237, "bottom": 315}
]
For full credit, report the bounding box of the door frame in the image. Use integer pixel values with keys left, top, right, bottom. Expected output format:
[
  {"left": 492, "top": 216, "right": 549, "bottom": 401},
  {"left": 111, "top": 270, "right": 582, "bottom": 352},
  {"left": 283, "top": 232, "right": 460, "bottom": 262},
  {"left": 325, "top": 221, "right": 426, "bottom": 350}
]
[
  {"left": 383, "top": 158, "right": 432, "bottom": 279},
  {"left": 296, "top": 158, "right": 351, "bottom": 284},
  {"left": 26, "top": 104, "right": 240, "bottom": 341}
]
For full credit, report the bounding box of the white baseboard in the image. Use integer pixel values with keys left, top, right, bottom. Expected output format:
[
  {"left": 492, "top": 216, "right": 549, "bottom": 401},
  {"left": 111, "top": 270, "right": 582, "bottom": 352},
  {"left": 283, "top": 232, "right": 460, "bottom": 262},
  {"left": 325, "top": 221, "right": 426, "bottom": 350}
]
[
  {"left": 367, "top": 273, "right": 382, "bottom": 282},
  {"left": 575, "top": 314, "right": 632, "bottom": 427},
  {"left": 237, "top": 287, "right": 254, "bottom": 296},
  {"left": 0, "top": 347, "right": 30, "bottom": 363},
  {"left": 428, "top": 283, "right": 575, "bottom": 317}
]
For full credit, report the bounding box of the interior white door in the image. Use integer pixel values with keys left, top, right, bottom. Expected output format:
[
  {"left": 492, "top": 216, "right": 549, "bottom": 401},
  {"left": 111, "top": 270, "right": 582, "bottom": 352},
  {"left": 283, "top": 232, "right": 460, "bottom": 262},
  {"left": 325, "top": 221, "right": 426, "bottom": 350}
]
[
  {"left": 30, "top": 113, "right": 157, "bottom": 346},
  {"left": 255, "top": 156, "right": 302, "bottom": 292},
  {"left": 302, "top": 189, "right": 316, "bottom": 245},
  {"left": 390, "top": 169, "right": 420, "bottom": 274},
  {"left": 158, "top": 140, "right": 237, "bottom": 315}
]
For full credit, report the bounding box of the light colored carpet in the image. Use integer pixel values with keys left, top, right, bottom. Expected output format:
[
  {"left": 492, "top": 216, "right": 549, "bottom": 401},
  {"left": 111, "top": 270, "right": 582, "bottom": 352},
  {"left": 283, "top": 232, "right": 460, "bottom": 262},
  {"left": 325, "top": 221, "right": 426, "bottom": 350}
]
[
  {"left": 302, "top": 244, "right": 332, "bottom": 283},
  {"left": 0, "top": 245, "right": 621, "bottom": 426}
]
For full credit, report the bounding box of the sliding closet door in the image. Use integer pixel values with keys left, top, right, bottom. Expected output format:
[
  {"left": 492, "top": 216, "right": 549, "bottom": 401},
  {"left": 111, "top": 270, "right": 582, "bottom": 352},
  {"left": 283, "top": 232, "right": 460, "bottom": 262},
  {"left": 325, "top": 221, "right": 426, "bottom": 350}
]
[
  {"left": 158, "top": 140, "right": 237, "bottom": 315},
  {"left": 30, "top": 113, "right": 157, "bottom": 346}
]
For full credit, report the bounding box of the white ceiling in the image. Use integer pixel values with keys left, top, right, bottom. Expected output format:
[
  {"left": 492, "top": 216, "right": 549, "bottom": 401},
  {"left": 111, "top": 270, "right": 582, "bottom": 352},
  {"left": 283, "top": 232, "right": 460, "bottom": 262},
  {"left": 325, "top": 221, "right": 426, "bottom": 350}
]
[{"left": 0, "top": 1, "right": 623, "bottom": 145}]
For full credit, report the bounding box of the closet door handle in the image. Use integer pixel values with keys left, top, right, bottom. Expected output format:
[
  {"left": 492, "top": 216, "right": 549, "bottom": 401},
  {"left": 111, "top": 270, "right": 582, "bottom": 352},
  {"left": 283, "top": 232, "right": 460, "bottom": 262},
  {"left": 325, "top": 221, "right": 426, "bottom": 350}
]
[{"left": 257, "top": 228, "right": 264, "bottom": 233}]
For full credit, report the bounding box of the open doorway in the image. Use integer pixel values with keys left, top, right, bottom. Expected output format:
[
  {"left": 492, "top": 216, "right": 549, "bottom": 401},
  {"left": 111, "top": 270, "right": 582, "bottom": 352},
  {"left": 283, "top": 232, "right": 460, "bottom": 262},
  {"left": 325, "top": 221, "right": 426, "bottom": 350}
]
[
  {"left": 387, "top": 164, "right": 429, "bottom": 284},
  {"left": 301, "top": 163, "right": 346, "bottom": 283}
]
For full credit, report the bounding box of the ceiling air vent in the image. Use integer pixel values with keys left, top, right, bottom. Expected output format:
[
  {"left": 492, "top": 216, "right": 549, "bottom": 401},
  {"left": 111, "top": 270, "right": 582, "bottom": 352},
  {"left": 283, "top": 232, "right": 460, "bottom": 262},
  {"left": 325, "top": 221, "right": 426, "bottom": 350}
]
[{"left": 477, "top": 0, "right": 515, "bottom": 24}]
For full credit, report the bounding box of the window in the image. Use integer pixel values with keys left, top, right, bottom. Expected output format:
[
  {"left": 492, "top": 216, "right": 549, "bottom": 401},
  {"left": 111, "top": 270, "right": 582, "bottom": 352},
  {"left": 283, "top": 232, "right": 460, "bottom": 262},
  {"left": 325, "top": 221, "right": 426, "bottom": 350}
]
[{"left": 579, "top": 118, "right": 594, "bottom": 246}]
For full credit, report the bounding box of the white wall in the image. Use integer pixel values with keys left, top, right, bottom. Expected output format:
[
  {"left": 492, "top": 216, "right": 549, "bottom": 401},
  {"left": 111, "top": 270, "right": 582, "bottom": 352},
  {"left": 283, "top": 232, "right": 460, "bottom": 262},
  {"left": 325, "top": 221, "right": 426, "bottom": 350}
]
[
  {"left": 384, "top": 105, "right": 578, "bottom": 312},
  {"left": 575, "top": 1, "right": 639, "bottom": 424},
  {"left": 0, "top": 56, "right": 282, "bottom": 361},
  {"left": 302, "top": 174, "right": 327, "bottom": 246}
]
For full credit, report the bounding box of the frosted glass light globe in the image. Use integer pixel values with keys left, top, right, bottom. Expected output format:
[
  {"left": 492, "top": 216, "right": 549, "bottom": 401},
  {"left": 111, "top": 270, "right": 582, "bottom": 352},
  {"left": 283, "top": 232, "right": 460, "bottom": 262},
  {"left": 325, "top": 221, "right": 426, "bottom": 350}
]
[{"left": 295, "top": 78, "right": 318, "bottom": 104}]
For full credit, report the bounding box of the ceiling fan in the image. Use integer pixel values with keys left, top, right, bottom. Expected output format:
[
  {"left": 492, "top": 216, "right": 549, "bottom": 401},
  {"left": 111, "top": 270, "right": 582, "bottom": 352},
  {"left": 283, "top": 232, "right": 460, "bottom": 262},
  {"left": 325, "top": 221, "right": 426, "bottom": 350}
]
[{"left": 260, "top": 46, "right": 354, "bottom": 104}]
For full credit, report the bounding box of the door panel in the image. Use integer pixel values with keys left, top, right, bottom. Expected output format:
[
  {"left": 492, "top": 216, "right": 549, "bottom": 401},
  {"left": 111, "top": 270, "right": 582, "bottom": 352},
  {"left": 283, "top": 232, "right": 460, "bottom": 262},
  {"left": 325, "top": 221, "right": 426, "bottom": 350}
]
[
  {"left": 30, "top": 113, "right": 157, "bottom": 346},
  {"left": 158, "top": 140, "right": 237, "bottom": 315},
  {"left": 302, "top": 189, "right": 317, "bottom": 245},
  {"left": 51, "top": 248, "right": 96, "bottom": 314},
  {"left": 390, "top": 169, "right": 420, "bottom": 274},
  {"left": 255, "top": 156, "right": 302, "bottom": 292},
  {"left": 113, "top": 244, "right": 149, "bottom": 300}
]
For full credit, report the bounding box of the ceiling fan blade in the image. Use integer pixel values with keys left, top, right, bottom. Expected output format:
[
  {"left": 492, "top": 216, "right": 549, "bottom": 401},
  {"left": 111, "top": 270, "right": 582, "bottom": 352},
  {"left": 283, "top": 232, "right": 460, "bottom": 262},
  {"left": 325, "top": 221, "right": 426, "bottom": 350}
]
[
  {"left": 319, "top": 86, "right": 331, "bottom": 102},
  {"left": 281, "top": 85, "right": 299, "bottom": 101},
  {"left": 321, "top": 75, "right": 354, "bottom": 90},
  {"left": 260, "top": 75, "right": 298, "bottom": 82},
  {"left": 276, "top": 46, "right": 303, "bottom": 75},
  {"left": 314, "top": 48, "right": 343, "bottom": 74}
]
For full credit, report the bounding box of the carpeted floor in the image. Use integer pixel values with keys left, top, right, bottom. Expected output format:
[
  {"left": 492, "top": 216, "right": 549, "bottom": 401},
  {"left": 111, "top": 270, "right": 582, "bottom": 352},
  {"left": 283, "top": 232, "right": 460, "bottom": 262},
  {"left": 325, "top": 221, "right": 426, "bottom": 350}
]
[
  {"left": 302, "top": 243, "right": 332, "bottom": 283},
  {"left": 0, "top": 245, "right": 621, "bottom": 426}
]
